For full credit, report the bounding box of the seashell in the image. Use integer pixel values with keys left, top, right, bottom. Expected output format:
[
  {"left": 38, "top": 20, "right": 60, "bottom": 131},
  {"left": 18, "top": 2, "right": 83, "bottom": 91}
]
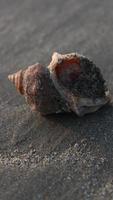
[{"left": 8, "top": 52, "right": 111, "bottom": 116}]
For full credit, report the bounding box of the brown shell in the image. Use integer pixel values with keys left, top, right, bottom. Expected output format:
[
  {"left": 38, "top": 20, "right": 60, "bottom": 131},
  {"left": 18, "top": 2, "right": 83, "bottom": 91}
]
[{"left": 8, "top": 52, "right": 110, "bottom": 116}]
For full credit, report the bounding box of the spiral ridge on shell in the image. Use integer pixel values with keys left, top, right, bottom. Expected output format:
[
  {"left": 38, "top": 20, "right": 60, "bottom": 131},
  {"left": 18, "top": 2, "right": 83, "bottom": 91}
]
[{"left": 8, "top": 70, "right": 24, "bottom": 95}]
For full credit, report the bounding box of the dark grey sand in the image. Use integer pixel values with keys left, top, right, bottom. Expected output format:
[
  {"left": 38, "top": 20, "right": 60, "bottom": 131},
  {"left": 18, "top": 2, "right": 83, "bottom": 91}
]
[{"left": 0, "top": 0, "right": 113, "bottom": 199}]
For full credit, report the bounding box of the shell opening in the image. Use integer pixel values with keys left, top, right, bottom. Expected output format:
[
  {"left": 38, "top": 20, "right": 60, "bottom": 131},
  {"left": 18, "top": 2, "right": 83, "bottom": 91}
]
[{"left": 55, "top": 57, "right": 81, "bottom": 88}]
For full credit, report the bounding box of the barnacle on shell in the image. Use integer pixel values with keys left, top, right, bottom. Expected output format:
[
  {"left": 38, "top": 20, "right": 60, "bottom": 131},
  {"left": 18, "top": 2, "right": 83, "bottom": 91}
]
[{"left": 8, "top": 52, "right": 111, "bottom": 116}]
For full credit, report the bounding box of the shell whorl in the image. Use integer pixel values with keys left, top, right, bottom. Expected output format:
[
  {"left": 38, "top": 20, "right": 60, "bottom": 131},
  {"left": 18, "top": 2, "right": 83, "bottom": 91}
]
[{"left": 8, "top": 70, "right": 24, "bottom": 95}]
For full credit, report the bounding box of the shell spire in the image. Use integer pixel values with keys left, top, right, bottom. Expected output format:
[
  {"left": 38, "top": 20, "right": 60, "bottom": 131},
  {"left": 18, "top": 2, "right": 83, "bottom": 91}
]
[{"left": 8, "top": 69, "right": 24, "bottom": 95}]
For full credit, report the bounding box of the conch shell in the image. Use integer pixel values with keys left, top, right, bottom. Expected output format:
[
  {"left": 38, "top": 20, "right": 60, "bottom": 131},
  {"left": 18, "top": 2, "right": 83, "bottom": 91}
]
[{"left": 8, "top": 52, "right": 111, "bottom": 116}]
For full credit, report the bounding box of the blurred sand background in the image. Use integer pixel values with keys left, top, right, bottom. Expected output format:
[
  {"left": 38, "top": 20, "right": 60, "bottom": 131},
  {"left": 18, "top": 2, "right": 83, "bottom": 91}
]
[{"left": 0, "top": 0, "right": 113, "bottom": 199}]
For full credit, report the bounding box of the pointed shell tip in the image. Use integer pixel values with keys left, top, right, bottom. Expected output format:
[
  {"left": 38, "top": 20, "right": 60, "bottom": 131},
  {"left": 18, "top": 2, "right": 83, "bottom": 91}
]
[{"left": 8, "top": 74, "right": 13, "bottom": 82}]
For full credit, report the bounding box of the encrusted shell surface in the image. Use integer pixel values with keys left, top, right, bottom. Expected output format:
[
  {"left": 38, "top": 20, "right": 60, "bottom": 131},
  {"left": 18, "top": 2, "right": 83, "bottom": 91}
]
[
  {"left": 8, "top": 52, "right": 110, "bottom": 116},
  {"left": 48, "top": 52, "right": 110, "bottom": 115}
]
